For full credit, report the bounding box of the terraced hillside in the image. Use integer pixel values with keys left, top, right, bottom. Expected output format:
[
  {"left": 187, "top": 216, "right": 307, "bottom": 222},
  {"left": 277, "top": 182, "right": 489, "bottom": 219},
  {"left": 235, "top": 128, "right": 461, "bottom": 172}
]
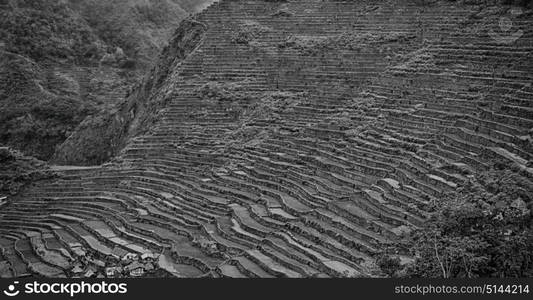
[{"left": 1, "top": 0, "right": 532, "bottom": 278}]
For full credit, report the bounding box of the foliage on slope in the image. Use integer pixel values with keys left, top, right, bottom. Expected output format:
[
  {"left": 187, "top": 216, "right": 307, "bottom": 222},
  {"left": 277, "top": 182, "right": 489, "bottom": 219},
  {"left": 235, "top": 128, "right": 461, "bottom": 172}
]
[
  {"left": 0, "top": 147, "right": 55, "bottom": 195},
  {"left": 67, "top": 0, "right": 188, "bottom": 68},
  {"left": 0, "top": 51, "right": 97, "bottom": 160},
  {"left": 378, "top": 170, "right": 533, "bottom": 278},
  {"left": 401, "top": 166, "right": 533, "bottom": 278},
  {"left": 0, "top": 0, "right": 106, "bottom": 63},
  {"left": 52, "top": 18, "right": 209, "bottom": 165},
  {"left": 0, "top": 0, "right": 214, "bottom": 164},
  {"left": 0, "top": 0, "right": 122, "bottom": 161}
]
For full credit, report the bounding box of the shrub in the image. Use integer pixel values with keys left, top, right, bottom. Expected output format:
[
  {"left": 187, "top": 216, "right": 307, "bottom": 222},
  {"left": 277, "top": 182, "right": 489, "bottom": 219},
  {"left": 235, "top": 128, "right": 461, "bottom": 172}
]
[{"left": 377, "top": 255, "right": 402, "bottom": 277}]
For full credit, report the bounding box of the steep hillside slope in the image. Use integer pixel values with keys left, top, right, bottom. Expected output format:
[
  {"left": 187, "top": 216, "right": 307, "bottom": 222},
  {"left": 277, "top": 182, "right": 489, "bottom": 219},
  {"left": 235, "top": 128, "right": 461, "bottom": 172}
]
[
  {"left": 0, "top": 147, "right": 55, "bottom": 196},
  {"left": 66, "top": 0, "right": 207, "bottom": 68},
  {"left": 52, "top": 18, "right": 208, "bottom": 165},
  {"left": 0, "top": 0, "right": 214, "bottom": 162},
  {"left": 0, "top": 0, "right": 531, "bottom": 278}
]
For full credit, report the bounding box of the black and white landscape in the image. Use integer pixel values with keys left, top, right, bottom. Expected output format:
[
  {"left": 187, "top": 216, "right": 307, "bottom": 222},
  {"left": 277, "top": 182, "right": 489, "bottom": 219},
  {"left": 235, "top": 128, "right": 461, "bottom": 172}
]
[{"left": 0, "top": 0, "right": 532, "bottom": 279}]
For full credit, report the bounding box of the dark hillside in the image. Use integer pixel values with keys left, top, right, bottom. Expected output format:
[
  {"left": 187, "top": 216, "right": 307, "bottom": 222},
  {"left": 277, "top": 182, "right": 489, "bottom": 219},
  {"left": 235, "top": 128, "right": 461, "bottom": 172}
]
[{"left": 0, "top": 0, "right": 214, "bottom": 162}]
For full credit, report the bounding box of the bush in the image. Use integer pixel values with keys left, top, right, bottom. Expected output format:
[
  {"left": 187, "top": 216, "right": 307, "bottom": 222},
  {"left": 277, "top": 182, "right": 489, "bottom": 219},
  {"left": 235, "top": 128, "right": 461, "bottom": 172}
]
[{"left": 377, "top": 255, "right": 402, "bottom": 277}]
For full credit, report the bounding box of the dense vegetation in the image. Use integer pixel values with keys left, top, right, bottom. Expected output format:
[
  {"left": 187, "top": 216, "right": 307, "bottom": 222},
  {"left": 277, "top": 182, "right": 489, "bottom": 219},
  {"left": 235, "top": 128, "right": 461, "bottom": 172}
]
[
  {"left": 0, "top": 51, "right": 97, "bottom": 160},
  {"left": 0, "top": 147, "right": 55, "bottom": 196},
  {"left": 67, "top": 0, "right": 213, "bottom": 68},
  {"left": 0, "top": 0, "right": 105, "bottom": 63},
  {"left": 0, "top": 0, "right": 212, "bottom": 163},
  {"left": 380, "top": 165, "right": 533, "bottom": 278}
]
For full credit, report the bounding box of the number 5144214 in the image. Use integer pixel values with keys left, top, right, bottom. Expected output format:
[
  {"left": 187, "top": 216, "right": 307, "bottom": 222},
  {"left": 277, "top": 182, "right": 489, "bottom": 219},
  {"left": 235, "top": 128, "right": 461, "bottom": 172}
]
[{"left": 486, "top": 285, "right": 529, "bottom": 294}]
